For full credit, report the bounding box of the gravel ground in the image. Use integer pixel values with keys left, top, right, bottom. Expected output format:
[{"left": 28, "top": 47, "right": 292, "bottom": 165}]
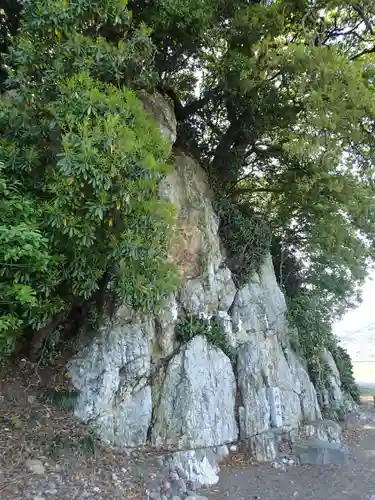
[
  {"left": 1, "top": 359, "right": 375, "bottom": 500},
  {"left": 203, "top": 400, "right": 375, "bottom": 500}
]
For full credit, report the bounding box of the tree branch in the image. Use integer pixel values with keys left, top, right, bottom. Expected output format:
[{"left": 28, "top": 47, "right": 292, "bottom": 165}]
[
  {"left": 253, "top": 143, "right": 284, "bottom": 158},
  {"left": 351, "top": 45, "right": 375, "bottom": 60},
  {"left": 352, "top": 4, "right": 374, "bottom": 34},
  {"left": 158, "top": 86, "right": 212, "bottom": 121},
  {"left": 210, "top": 120, "right": 250, "bottom": 183},
  {"left": 182, "top": 96, "right": 211, "bottom": 119},
  {"left": 232, "top": 186, "right": 282, "bottom": 197}
]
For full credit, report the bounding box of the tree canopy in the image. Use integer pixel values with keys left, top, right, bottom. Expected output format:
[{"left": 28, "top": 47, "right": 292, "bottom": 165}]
[
  {"left": 0, "top": 0, "right": 179, "bottom": 354},
  {"left": 1, "top": 0, "right": 375, "bottom": 372}
]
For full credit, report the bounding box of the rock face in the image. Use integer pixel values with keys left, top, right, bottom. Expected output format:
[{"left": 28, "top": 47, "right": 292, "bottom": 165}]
[
  {"left": 319, "top": 348, "right": 345, "bottom": 411},
  {"left": 68, "top": 308, "right": 153, "bottom": 447},
  {"left": 67, "top": 92, "right": 347, "bottom": 484},
  {"left": 233, "top": 256, "right": 321, "bottom": 455},
  {"left": 152, "top": 335, "right": 238, "bottom": 449}
]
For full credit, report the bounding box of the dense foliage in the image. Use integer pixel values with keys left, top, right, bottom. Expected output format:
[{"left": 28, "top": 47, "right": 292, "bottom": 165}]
[
  {"left": 287, "top": 291, "right": 362, "bottom": 404},
  {"left": 331, "top": 343, "right": 361, "bottom": 404},
  {"left": 0, "top": 0, "right": 178, "bottom": 355},
  {"left": 215, "top": 198, "right": 271, "bottom": 286},
  {"left": 1, "top": 0, "right": 374, "bottom": 394}
]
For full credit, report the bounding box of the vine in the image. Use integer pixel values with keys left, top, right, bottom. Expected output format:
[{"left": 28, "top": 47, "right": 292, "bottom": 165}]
[
  {"left": 287, "top": 294, "right": 334, "bottom": 390},
  {"left": 330, "top": 344, "right": 360, "bottom": 404},
  {"left": 287, "top": 293, "right": 360, "bottom": 407}
]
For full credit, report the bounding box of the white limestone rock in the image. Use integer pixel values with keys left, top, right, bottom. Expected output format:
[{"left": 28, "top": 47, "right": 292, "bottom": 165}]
[
  {"left": 163, "top": 448, "right": 220, "bottom": 486},
  {"left": 235, "top": 255, "right": 321, "bottom": 443},
  {"left": 67, "top": 307, "right": 153, "bottom": 447},
  {"left": 249, "top": 431, "right": 278, "bottom": 462},
  {"left": 155, "top": 293, "right": 179, "bottom": 358},
  {"left": 64, "top": 93, "right": 329, "bottom": 469},
  {"left": 320, "top": 348, "right": 345, "bottom": 410},
  {"left": 231, "top": 255, "right": 288, "bottom": 344},
  {"left": 138, "top": 91, "right": 177, "bottom": 144},
  {"left": 152, "top": 335, "right": 238, "bottom": 449}
]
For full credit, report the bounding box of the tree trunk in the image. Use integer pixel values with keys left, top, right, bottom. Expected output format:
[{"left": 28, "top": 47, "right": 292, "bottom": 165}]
[{"left": 28, "top": 311, "right": 67, "bottom": 360}]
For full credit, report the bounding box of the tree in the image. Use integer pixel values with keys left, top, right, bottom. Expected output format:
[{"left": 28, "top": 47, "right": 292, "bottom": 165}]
[
  {"left": 0, "top": 0, "right": 178, "bottom": 355},
  {"left": 135, "top": 0, "right": 375, "bottom": 395},
  {"left": 137, "top": 0, "right": 375, "bottom": 309},
  {"left": 1, "top": 0, "right": 375, "bottom": 368}
]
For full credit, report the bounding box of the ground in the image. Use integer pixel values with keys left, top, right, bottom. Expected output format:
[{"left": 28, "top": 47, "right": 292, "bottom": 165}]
[
  {"left": 1, "top": 359, "right": 375, "bottom": 500},
  {"left": 203, "top": 400, "right": 375, "bottom": 500},
  {"left": 0, "top": 359, "right": 160, "bottom": 500}
]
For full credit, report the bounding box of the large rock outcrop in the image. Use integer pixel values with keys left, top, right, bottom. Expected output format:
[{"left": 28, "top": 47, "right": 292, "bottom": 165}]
[
  {"left": 67, "top": 92, "right": 347, "bottom": 485},
  {"left": 151, "top": 335, "right": 238, "bottom": 449},
  {"left": 68, "top": 308, "right": 153, "bottom": 447}
]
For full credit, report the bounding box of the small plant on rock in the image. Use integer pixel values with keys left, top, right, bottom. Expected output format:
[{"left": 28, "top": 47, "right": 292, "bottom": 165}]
[
  {"left": 215, "top": 198, "right": 271, "bottom": 287},
  {"left": 175, "top": 313, "right": 236, "bottom": 361}
]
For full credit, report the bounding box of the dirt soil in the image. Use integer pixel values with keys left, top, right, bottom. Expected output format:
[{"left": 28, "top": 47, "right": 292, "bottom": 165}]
[
  {"left": 0, "top": 359, "right": 162, "bottom": 500},
  {"left": 1, "top": 358, "right": 375, "bottom": 500}
]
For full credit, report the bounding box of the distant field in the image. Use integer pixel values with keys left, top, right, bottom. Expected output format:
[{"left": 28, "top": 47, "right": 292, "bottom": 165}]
[{"left": 360, "top": 387, "right": 375, "bottom": 398}]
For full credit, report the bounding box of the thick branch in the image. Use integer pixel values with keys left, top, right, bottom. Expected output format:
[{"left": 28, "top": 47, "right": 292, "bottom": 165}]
[
  {"left": 182, "top": 96, "right": 211, "bottom": 119},
  {"left": 210, "top": 118, "right": 248, "bottom": 179},
  {"left": 158, "top": 86, "right": 211, "bottom": 121},
  {"left": 352, "top": 4, "right": 374, "bottom": 34},
  {"left": 351, "top": 45, "right": 375, "bottom": 60},
  {"left": 253, "top": 143, "right": 284, "bottom": 158}
]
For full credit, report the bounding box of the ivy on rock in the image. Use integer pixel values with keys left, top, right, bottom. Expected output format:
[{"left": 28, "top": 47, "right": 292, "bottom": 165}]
[
  {"left": 215, "top": 198, "right": 271, "bottom": 287},
  {"left": 330, "top": 344, "right": 361, "bottom": 405}
]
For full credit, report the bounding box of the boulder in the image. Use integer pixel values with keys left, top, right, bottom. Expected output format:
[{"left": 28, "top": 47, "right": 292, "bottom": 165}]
[
  {"left": 67, "top": 307, "right": 153, "bottom": 447},
  {"left": 65, "top": 92, "right": 333, "bottom": 470},
  {"left": 248, "top": 431, "right": 278, "bottom": 462},
  {"left": 163, "top": 448, "right": 221, "bottom": 487},
  {"left": 293, "top": 439, "right": 349, "bottom": 466},
  {"left": 152, "top": 335, "right": 238, "bottom": 449}
]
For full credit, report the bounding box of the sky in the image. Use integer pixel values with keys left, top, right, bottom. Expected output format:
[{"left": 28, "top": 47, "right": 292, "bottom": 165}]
[
  {"left": 333, "top": 272, "right": 375, "bottom": 384},
  {"left": 333, "top": 272, "right": 375, "bottom": 334}
]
